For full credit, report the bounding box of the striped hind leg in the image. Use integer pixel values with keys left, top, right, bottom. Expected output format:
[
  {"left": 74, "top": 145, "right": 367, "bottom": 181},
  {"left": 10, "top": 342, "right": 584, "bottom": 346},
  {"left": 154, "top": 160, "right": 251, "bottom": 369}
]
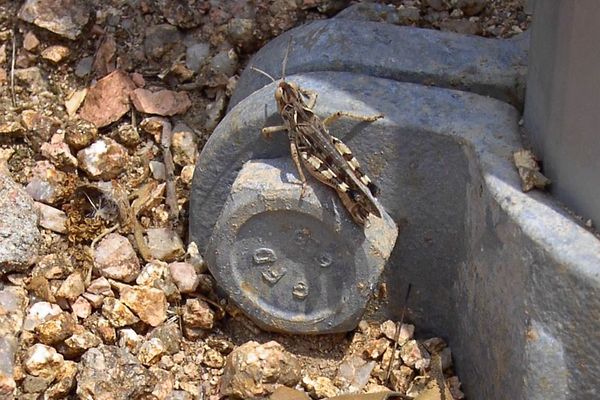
[{"left": 323, "top": 111, "right": 383, "bottom": 127}]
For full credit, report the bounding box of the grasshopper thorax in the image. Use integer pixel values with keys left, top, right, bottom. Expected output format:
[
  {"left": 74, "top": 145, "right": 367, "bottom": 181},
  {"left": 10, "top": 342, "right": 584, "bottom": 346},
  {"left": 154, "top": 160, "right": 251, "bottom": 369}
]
[{"left": 275, "top": 81, "right": 302, "bottom": 113}]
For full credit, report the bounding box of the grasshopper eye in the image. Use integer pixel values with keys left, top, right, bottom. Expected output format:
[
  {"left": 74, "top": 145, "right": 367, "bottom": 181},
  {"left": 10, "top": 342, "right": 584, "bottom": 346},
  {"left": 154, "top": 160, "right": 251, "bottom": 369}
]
[{"left": 275, "top": 87, "right": 284, "bottom": 101}]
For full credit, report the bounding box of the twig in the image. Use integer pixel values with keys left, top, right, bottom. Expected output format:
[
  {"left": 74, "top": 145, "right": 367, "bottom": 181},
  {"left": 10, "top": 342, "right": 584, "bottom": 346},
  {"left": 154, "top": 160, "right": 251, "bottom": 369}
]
[
  {"left": 131, "top": 107, "right": 138, "bottom": 133},
  {"left": 159, "top": 119, "right": 179, "bottom": 222},
  {"left": 385, "top": 283, "right": 412, "bottom": 384},
  {"left": 91, "top": 223, "right": 120, "bottom": 251},
  {"left": 133, "top": 215, "right": 153, "bottom": 262},
  {"left": 431, "top": 353, "right": 448, "bottom": 400},
  {"left": 10, "top": 27, "right": 17, "bottom": 107},
  {"left": 195, "top": 293, "right": 226, "bottom": 320},
  {"left": 86, "top": 223, "right": 120, "bottom": 285}
]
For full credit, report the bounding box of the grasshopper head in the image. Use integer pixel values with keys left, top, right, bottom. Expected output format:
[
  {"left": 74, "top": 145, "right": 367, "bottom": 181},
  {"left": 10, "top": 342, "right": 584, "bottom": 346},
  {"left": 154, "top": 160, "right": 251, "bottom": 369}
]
[{"left": 275, "top": 81, "right": 301, "bottom": 112}]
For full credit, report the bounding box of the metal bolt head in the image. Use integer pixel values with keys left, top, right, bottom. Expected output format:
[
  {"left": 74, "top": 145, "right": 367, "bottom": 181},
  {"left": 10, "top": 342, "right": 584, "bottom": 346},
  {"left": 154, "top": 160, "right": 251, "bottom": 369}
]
[{"left": 206, "top": 158, "right": 398, "bottom": 333}]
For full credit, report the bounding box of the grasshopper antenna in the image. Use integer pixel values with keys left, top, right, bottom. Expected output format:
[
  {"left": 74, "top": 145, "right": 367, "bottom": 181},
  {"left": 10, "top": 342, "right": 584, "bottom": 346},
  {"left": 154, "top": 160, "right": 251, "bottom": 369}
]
[
  {"left": 282, "top": 36, "right": 293, "bottom": 81},
  {"left": 250, "top": 66, "right": 276, "bottom": 83}
]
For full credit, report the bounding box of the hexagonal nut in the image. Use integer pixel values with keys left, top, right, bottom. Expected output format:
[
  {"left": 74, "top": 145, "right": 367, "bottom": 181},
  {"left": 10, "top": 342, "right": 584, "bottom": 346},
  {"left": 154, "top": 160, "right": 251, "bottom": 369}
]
[{"left": 206, "top": 158, "right": 398, "bottom": 333}]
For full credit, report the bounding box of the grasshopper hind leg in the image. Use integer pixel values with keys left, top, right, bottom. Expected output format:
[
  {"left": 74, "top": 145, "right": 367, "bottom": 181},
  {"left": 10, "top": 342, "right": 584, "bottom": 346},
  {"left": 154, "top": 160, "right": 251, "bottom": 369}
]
[
  {"left": 289, "top": 140, "right": 308, "bottom": 198},
  {"left": 323, "top": 111, "right": 384, "bottom": 127}
]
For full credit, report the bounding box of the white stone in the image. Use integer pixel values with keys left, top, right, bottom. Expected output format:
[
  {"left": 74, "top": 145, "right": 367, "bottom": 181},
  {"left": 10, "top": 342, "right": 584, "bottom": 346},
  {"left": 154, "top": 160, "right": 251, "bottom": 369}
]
[
  {"left": 23, "top": 343, "right": 64, "bottom": 379},
  {"left": 35, "top": 202, "right": 67, "bottom": 233},
  {"left": 94, "top": 233, "right": 140, "bottom": 282},
  {"left": 23, "top": 302, "right": 62, "bottom": 331}
]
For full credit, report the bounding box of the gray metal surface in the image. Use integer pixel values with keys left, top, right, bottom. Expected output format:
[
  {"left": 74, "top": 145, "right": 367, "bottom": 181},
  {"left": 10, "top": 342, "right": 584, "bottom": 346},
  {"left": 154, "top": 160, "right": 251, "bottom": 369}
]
[
  {"left": 190, "top": 70, "right": 600, "bottom": 399},
  {"left": 190, "top": 17, "right": 600, "bottom": 399},
  {"left": 524, "top": 0, "right": 600, "bottom": 226},
  {"left": 206, "top": 158, "right": 398, "bottom": 333},
  {"left": 229, "top": 18, "right": 528, "bottom": 111}
]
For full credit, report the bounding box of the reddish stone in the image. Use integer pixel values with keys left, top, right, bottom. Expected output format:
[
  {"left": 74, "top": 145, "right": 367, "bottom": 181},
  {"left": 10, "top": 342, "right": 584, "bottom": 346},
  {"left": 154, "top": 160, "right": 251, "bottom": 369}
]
[
  {"left": 130, "top": 89, "right": 191, "bottom": 116},
  {"left": 79, "top": 70, "right": 136, "bottom": 128}
]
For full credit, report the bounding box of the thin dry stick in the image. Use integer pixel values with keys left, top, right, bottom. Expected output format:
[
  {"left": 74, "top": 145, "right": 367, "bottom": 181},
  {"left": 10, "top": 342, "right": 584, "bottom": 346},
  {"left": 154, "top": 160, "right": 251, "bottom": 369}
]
[
  {"left": 385, "top": 283, "right": 413, "bottom": 384},
  {"left": 87, "top": 223, "right": 120, "bottom": 284},
  {"left": 430, "top": 353, "right": 448, "bottom": 400},
  {"left": 10, "top": 27, "right": 17, "bottom": 107},
  {"left": 159, "top": 119, "right": 179, "bottom": 222}
]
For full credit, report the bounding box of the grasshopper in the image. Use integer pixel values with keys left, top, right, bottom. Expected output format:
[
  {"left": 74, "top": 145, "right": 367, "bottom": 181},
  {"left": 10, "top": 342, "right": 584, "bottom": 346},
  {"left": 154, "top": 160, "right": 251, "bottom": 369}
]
[{"left": 252, "top": 40, "right": 384, "bottom": 225}]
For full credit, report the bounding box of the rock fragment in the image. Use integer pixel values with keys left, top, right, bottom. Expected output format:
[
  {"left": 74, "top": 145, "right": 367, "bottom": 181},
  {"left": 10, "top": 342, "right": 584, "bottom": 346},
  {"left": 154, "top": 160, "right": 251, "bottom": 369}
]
[
  {"left": 202, "top": 348, "right": 225, "bottom": 368},
  {"left": 101, "top": 297, "right": 139, "bottom": 327},
  {"left": 220, "top": 341, "right": 301, "bottom": 399},
  {"left": 161, "top": 0, "right": 203, "bottom": 28},
  {"left": 168, "top": 262, "right": 199, "bottom": 293},
  {"left": 210, "top": 49, "right": 239, "bottom": 77},
  {"left": 77, "top": 137, "right": 129, "bottom": 180},
  {"left": 0, "top": 172, "right": 40, "bottom": 273},
  {"left": 131, "top": 89, "right": 192, "bottom": 116},
  {"left": 79, "top": 70, "right": 136, "bottom": 128},
  {"left": 147, "top": 323, "right": 181, "bottom": 355},
  {"left": 71, "top": 296, "right": 92, "bottom": 319},
  {"left": 64, "top": 88, "right": 87, "bottom": 117},
  {"left": 65, "top": 120, "right": 97, "bottom": 150},
  {"left": 146, "top": 228, "right": 185, "bottom": 262},
  {"left": 25, "top": 161, "right": 70, "bottom": 205},
  {"left": 182, "top": 298, "right": 214, "bottom": 330},
  {"left": 228, "top": 18, "right": 258, "bottom": 51},
  {"left": 21, "top": 110, "right": 60, "bottom": 148},
  {"left": 93, "top": 233, "right": 140, "bottom": 282},
  {"left": 137, "top": 338, "right": 166, "bottom": 366},
  {"left": 136, "top": 261, "right": 179, "bottom": 302},
  {"left": 0, "top": 336, "right": 18, "bottom": 397},
  {"left": 14, "top": 67, "right": 48, "bottom": 92},
  {"left": 23, "top": 344, "right": 64, "bottom": 380},
  {"left": 18, "top": 0, "right": 90, "bottom": 39},
  {"left": 34, "top": 312, "right": 76, "bottom": 345},
  {"left": 389, "top": 365, "right": 415, "bottom": 392},
  {"left": 362, "top": 338, "right": 390, "bottom": 359},
  {"left": 455, "top": 0, "right": 486, "bottom": 16},
  {"left": 401, "top": 340, "right": 431, "bottom": 370},
  {"left": 180, "top": 165, "right": 195, "bottom": 186},
  {"left": 23, "top": 302, "right": 62, "bottom": 331},
  {"left": 83, "top": 315, "right": 116, "bottom": 345},
  {"left": 144, "top": 24, "right": 183, "bottom": 61},
  {"left": 119, "top": 285, "right": 167, "bottom": 327},
  {"left": 45, "top": 360, "right": 77, "bottom": 399},
  {"left": 23, "top": 32, "right": 40, "bottom": 51},
  {"left": 56, "top": 272, "right": 85, "bottom": 302},
  {"left": 87, "top": 277, "right": 113, "bottom": 296},
  {"left": 41, "top": 45, "right": 70, "bottom": 63},
  {"left": 77, "top": 345, "right": 157, "bottom": 399},
  {"left": 185, "top": 42, "right": 210, "bottom": 72},
  {"left": 0, "top": 286, "right": 28, "bottom": 337},
  {"left": 380, "top": 321, "right": 415, "bottom": 345},
  {"left": 439, "top": 19, "right": 482, "bottom": 35},
  {"left": 171, "top": 123, "right": 197, "bottom": 166},
  {"left": 397, "top": 5, "right": 421, "bottom": 25},
  {"left": 75, "top": 56, "right": 93, "bottom": 78},
  {"left": 336, "top": 355, "right": 375, "bottom": 394},
  {"left": 301, "top": 376, "right": 339, "bottom": 399},
  {"left": 35, "top": 202, "right": 67, "bottom": 233},
  {"left": 513, "top": 149, "right": 551, "bottom": 192},
  {"left": 118, "top": 329, "right": 143, "bottom": 353}
]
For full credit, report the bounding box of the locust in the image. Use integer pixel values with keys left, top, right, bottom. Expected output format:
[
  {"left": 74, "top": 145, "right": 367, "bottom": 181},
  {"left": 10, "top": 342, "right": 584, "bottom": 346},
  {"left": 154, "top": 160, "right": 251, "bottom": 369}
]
[{"left": 252, "top": 40, "right": 384, "bottom": 226}]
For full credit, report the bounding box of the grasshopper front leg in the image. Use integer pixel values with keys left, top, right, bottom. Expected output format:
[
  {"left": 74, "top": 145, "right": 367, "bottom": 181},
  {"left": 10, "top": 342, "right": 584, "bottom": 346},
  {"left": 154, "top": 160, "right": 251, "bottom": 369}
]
[
  {"left": 300, "top": 89, "right": 318, "bottom": 110},
  {"left": 262, "top": 124, "right": 287, "bottom": 139},
  {"left": 323, "top": 111, "right": 383, "bottom": 127}
]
